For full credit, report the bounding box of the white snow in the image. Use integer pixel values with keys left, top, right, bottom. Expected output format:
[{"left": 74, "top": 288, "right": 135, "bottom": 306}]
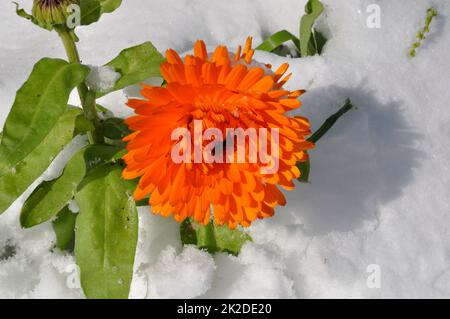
[
  {"left": 67, "top": 200, "right": 80, "bottom": 213},
  {"left": 85, "top": 65, "right": 121, "bottom": 93},
  {"left": 1, "top": 0, "right": 450, "bottom": 298},
  {"left": 144, "top": 246, "right": 216, "bottom": 299}
]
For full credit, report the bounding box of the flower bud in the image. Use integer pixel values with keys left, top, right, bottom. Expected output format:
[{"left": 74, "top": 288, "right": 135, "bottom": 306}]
[{"left": 32, "top": 0, "right": 78, "bottom": 28}]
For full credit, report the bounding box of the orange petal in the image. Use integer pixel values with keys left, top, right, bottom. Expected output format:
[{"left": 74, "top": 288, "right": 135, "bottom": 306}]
[
  {"left": 166, "top": 49, "right": 183, "bottom": 64},
  {"left": 194, "top": 40, "right": 207, "bottom": 59},
  {"left": 251, "top": 75, "right": 274, "bottom": 93}
]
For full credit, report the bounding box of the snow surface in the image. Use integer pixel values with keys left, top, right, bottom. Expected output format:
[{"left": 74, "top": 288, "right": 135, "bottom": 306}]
[
  {"left": 1, "top": 0, "right": 450, "bottom": 298},
  {"left": 85, "top": 65, "right": 121, "bottom": 93}
]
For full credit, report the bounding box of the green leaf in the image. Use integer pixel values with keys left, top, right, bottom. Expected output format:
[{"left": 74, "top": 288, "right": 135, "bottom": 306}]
[
  {"left": 307, "top": 98, "right": 353, "bottom": 144},
  {"left": 299, "top": 0, "right": 324, "bottom": 57},
  {"left": 99, "top": 42, "right": 165, "bottom": 97},
  {"left": 103, "top": 117, "right": 131, "bottom": 140},
  {"left": 13, "top": 2, "right": 39, "bottom": 25},
  {"left": 13, "top": 2, "right": 52, "bottom": 30},
  {"left": 20, "top": 149, "right": 85, "bottom": 228},
  {"left": 180, "top": 218, "right": 251, "bottom": 256},
  {"left": 13, "top": 2, "right": 33, "bottom": 21},
  {"left": 257, "top": 1, "right": 327, "bottom": 57},
  {"left": 52, "top": 206, "right": 77, "bottom": 251},
  {"left": 20, "top": 144, "right": 120, "bottom": 228},
  {"left": 295, "top": 99, "right": 353, "bottom": 184},
  {"left": 96, "top": 103, "right": 110, "bottom": 114},
  {"left": 135, "top": 198, "right": 149, "bottom": 207},
  {"left": 296, "top": 157, "right": 310, "bottom": 183},
  {"left": 80, "top": 0, "right": 102, "bottom": 26},
  {"left": 0, "top": 58, "right": 89, "bottom": 173},
  {"left": 307, "top": 30, "right": 327, "bottom": 56},
  {"left": 75, "top": 164, "right": 138, "bottom": 299},
  {"left": 256, "top": 30, "right": 300, "bottom": 53},
  {"left": 0, "top": 107, "right": 83, "bottom": 214},
  {"left": 180, "top": 218, "right": 198, "bottom": 246},
  {"left": 111, "top": 148, "right": 127, "bottom": 161},
  {"left": 83, "top": 144, "right": 123, "bottom": 171},
  {"left": 99, "top": 0, "right": 122, "bottom": 13},
  {"left": 69, "top": 0, "right": 121, "bottom": 28}
]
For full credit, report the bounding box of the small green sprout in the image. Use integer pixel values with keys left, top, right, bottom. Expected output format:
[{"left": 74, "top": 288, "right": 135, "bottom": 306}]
[{"left": 410, "top": 7, "right": 438, "bottom": 58}]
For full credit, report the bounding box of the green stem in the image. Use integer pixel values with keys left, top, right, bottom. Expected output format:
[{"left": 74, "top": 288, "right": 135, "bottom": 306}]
[
  {"left": 55, "top": 27, "right": 103, "bottom": 144},
  {"left": 308, "top": 98, "right": 353, "bottom": 144}
]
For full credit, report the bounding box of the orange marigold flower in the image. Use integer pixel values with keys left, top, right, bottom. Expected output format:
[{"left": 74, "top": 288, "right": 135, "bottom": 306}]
[{"left": 122, "top": 37, "right": 314, "bottom": 228}]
